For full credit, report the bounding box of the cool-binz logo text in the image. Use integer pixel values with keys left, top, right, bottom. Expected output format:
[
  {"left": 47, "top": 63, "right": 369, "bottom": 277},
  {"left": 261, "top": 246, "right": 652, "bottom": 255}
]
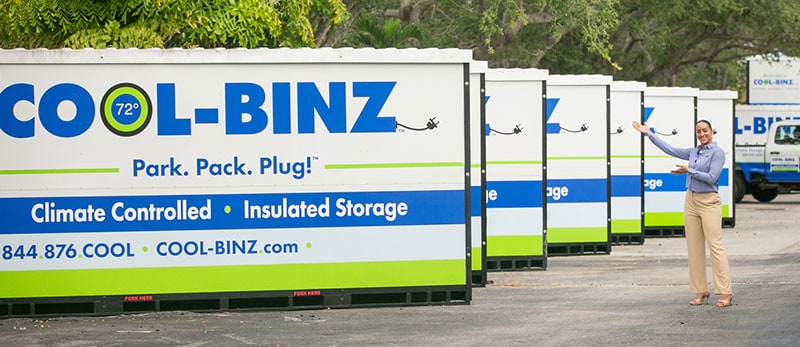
[{"left": 0, "top": 81, "right": 399, "bottom": 138}]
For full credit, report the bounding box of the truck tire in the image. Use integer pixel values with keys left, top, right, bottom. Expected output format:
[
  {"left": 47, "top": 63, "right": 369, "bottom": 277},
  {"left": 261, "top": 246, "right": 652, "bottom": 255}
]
[
  {"left": 733, "top": 173, "right": 746, "bottom": 203},
  {"left": 752, "top": 188, "right": 779, "bottom": 202}
]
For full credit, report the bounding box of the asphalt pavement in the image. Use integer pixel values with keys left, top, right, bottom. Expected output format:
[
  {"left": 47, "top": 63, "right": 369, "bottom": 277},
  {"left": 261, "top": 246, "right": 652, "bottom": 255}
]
[{"left": 2, "top": 193, "right": 799, "bottom": 346}]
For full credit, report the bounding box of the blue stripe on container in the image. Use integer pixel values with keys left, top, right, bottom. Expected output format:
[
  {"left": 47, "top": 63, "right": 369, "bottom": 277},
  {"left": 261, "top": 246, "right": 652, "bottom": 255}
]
[
  {"left": 470, "top": 185, "right": 482, "bottom": 217},
  {"left": 643, "top": 173, "right": 687, "bottom": 191},
  {"left": 547, "top": 178, "right": 608, "bottom": 203},
  {"left": 0, "top": 190, "right": 464, "bottom": 234},
  {"left": 720, "top": 168, "right": 730, "bottom": 186},
  {"left": 645, "top": 168, "right": 730, "bottom": 191},
  {"left": 611, "top": 175, "right": 641, "bottom": 197},
  {"left": 485, "top": 180, "right": 543, "bottom": 208}
]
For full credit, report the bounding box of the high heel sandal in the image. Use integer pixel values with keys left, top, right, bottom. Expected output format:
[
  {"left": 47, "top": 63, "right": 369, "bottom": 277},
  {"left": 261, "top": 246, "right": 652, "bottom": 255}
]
[
  {"left": 715, "top": 294, "right": 734, "bottom": 308},
  {"left": 689, "top": 292, "right": 710, "bottom": 306}
]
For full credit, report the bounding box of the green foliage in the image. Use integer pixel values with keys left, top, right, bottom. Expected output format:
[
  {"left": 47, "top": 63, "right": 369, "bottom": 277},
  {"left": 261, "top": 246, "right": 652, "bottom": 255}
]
[
  {"left": 533, "top": 0, "right": 800, "bottom": 91},
  {"left": 403, "top": 1, "right": 482, "bottom": 50},
  {"left": 384, "top": 0, "right": 620, "bottom": 68},
  {"left": 478, "top": 0, "right": 528, "bottom": 54},
  {"left": 176, "top": 0, "right": 282, "bottom": 48},
  {"left": 4, "top": 0, "right": 800, "bottom": 92},
  {"left": 599, "top": 0, "right": 800, "bottom": 89},
  {"left": 343, "top": 15, "right": 424, "bottom": 48},
  {"left": 0, "top": 0, "right": 349, "bottom": 48}
]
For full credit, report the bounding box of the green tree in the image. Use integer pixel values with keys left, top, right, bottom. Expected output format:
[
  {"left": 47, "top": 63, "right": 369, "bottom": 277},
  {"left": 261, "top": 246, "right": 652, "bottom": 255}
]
[
  {"left": 341, "top": 15, "right": 424, "bottom": 48},
  {"left": 541, "top": 0, "right": 800, "bottom": 90},
  {"left": 343, "top": 1, "right": 800, "bottom": 91},
  {"left": 340, "top": 0, "right": 621, "bottom": 68},
  {"left": 479, "top": 0, "right": 620, "bottom": 69},
  {"left": 0, "top": 0, "right": 348, "bottom": 49}
]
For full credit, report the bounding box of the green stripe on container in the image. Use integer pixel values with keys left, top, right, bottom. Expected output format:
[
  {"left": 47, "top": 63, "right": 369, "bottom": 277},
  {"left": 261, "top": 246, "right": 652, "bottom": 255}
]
[
  {"left": 610, "top": 155, "right": 641, "bottom": 159},
  {"left": 471, "top": 247, "right": 482, "bottom": 270},
  {"left": 0, "top": 260, "right": 465, "bottom": 299},
  {"left": 644, "top": 212, "right": 684, "bottom": 227},
  {"left": 548, "top": 156, "right": 606, "bottom": 160},
  {"left": 325, "top": 162, "right": 462, "bottom": 169},
  {"left": 646, "top": 209, "right": 730, "bottom": 224},
  {"left": 486, "top": 235, "right": 544, "bottom": 257},
  {"left": 0, "top": 168, "right": 119, "bottom": 175},
  {"left": 547, "top": 227, "right": 608, "bottom": 243},
  {"left": 644, "top": 205, "right": 729, "bottom": 223},
  {"left": 486, "top": 161, "right": 542, "bottom": 165},
  {"left": 611, "top": 219, "right": 642, "bottom": 234}
]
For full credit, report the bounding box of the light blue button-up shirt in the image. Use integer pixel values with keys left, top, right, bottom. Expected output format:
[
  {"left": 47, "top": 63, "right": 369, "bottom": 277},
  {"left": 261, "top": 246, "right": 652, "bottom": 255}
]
[{"left": 647, "top": 134, "right": 725, "bottom": 193}]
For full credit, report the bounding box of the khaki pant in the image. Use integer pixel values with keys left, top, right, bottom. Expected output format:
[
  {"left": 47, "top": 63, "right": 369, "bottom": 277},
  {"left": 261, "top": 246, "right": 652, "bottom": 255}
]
[{"left": 684, "top": 190, "right": 732, "bottom": 294}]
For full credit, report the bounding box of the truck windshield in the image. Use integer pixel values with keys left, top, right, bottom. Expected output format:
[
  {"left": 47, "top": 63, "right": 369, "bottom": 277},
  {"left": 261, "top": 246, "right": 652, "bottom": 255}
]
[{"left": 775, "top": 125, "right": 800, "bottom": 145}]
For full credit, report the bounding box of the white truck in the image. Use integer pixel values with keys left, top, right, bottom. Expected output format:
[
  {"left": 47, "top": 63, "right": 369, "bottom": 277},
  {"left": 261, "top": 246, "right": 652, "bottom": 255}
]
[{"left": 735, "top": 105, "right": 800, "bottom": 202}]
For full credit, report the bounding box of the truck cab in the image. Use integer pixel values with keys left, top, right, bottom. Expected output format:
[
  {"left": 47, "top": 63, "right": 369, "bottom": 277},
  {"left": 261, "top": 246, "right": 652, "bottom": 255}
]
[{"left": 735, "top": 120, "right": 800, "bottom": 202}]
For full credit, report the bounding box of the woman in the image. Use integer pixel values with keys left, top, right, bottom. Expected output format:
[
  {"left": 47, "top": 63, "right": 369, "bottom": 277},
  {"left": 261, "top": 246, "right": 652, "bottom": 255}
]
[{"left": 632, "top": 120, "right": 734, "bottom": 307}]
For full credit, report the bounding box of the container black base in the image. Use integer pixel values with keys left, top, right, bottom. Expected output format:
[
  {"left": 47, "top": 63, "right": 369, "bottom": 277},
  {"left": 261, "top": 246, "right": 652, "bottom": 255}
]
[
  {"left": 723, "top": 217, "right": 735, "bottom": 228},
  {"left": 0, "top": 286, "right": 469, "bottom": 318},
  {"left": 548, "top": 243, "right": 611, "bottom": 256},
  {"left": 472, "top": 270, "right": 487, "bottom": 287},
  {"left": 644, "top": 226, "right": 685, "bottom": 237},
  {"left": 611, "top": 233, "right": 645, "bottom": 245},
  {"left": 485, "top": 256, "right": 546, "bottom": 272}
]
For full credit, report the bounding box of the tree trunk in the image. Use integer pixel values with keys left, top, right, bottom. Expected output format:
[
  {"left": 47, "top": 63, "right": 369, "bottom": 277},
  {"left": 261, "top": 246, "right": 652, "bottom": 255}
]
[{"left": 314, "top": 0, "right": 358, "bottom": 47}]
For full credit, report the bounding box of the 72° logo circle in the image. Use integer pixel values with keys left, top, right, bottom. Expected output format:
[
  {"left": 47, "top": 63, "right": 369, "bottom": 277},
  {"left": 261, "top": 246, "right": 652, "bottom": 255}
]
[{"left": 100, "top": 83, "right": 152, "bottom": 136}]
